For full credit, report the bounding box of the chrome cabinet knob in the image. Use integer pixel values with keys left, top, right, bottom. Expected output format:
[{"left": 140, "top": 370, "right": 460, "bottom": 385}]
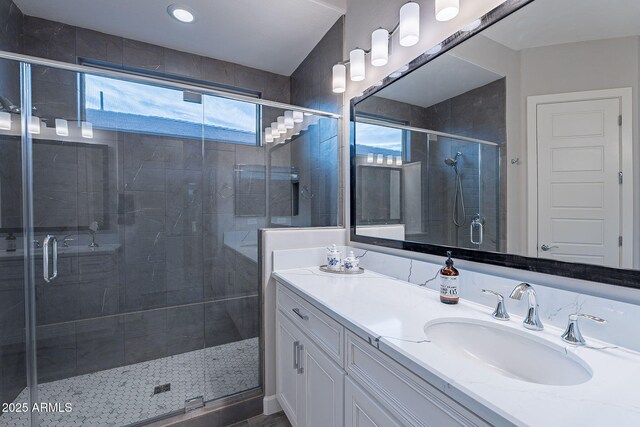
[
  {"left": 540, "top": 244, "right": 559, "bottom": 251},
  {"left": 561, "top": 313, "right": 606, "bottom": 346}
]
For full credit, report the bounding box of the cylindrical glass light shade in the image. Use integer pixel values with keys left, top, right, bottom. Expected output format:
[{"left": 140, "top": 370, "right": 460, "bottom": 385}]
[
  {"left": 332, "top": 64, "right": 346, "bottom": 93},
  {"left": 293, "top": 111, "right": 304, "bottom": 123},
  {"left": 399, "top": 2, "right": 420, "bottom": 47},
  {"left": 367, "top": 153, "right": 374, "bottom": 163},
  {"left": 371, "top": 28, "right": 389, "bottom": 67},
  {"left": 376, "top": 154, "right": 383, "bottom": 164},
  {"left": 271, "top": 122, "right": 279, "bottom": 137},
  {"left": 386, "top": 155, "right": 393, "bottom": 165},
  {"left": 28, "top": 116, "right": 41, "bottom": 134},
  {"left": 435, "top": 0, "right": 459, "bottom": 22},
  {"left": 277, "top": 116, "right": 286, "bottom": 133},
  {"left": 55, "top": 118, "right": 69, "bottom": 136},
  {"left": 81, "top": 121, "right": 93, "bottom": 138},
  {"left": 0, "top": 112, "right": 11, "bottom": 130},
  {"left": 265, "top": 127, "right": 274, "bottom": 143},
  {"left": 349, "top": 49, "right": 365, "bottom": 81},
  {"left": 284, "top": 111, "right": 294, "bottom": 129}
]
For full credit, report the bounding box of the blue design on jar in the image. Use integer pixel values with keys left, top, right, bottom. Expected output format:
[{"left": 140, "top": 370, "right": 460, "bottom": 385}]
[{"left": 328, "top": 257, "right": 339, "bottom": 266}]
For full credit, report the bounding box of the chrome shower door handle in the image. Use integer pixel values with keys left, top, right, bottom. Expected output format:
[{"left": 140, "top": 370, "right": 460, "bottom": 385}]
[
  {"left": 470, "top": 214, "right": 483, "bottom": 245},
  {"left": 540, "top": 244, "right": 559, "bottom": 252},
  {"left": 42, "top": 235, "right": 58, "bottom": 283}
]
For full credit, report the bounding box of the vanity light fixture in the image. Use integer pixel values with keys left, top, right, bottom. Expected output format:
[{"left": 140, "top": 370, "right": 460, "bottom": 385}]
[
  {"left": 265, "top": 127, "right": 274, "bottom": 143},
  {"left": 367, "top": 153, "right": 374, "bottom": 163},
  {"left": 277, "top": 116, "right": 286, "bottom": 133},
  {"left": 435, "top": 0, "right": 459, "bottom": 22},
  {"left": 292, "top": 111, "right": 304, "bottom": 123},
  {"left": 332, "top": 64, "right": 346, "bottom": 93},
  {"left": 396, "top": 156, "right": 403, "bottom": 166},
  {"left": 399, "top": 2, "right": 420, "bottom": 47},
  {"left": 28, "top": 116, "right": 40, "bottom": 134},
  {"left": 284, "top": 111, "right": 295, "bottom": 129},
  {"left": 386, "top": 155, "right": 394, "bottom": 165},
  {"left": 167, "top": 4, "right": 195, "bottom": 23},
  {"left": 350, "top": 49, "right": 366, "bottom": 81},
  {"left": 371, "top": 28, "right": 389, "bottom": 66},
  {"left": 376, "top": 154, "right": 384, "bottom": 164},
  {"left": 0, "top": 112, "right": 11, "bottom": 130},
  {"left": 81, "top": 121, "right": 93, "bottom": 138},
  {"left": 55, "top": 118, "right": 69, "bottom": 136},
  {"left": 270, "top": 122, "right": 279, "bottom": 137}
]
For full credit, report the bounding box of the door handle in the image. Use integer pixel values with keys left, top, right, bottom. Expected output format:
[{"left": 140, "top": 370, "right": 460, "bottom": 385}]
[
  {"left": 42, "top": 235, "right": 58, "bottom": 283},
  {"left": 297, "top": 344, "right": 304, "bottom": 374},
  {"left": 540, "top": 244, "right": 559, "bottom": 252}
]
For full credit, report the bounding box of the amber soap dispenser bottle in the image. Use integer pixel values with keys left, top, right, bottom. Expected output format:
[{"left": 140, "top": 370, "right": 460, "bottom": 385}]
[{"left": 439, "top": 251, "right": 459, "bottom": 304}]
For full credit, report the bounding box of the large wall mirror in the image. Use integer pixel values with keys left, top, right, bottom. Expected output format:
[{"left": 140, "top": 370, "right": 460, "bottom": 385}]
[{"left": 351, "top": 0, "right": 640, "bottom": 288}]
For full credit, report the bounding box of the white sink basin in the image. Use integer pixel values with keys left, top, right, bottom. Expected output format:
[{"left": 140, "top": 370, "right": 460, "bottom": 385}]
[{"left": 424, "top": 318, "right": 592, "bottom": 386}]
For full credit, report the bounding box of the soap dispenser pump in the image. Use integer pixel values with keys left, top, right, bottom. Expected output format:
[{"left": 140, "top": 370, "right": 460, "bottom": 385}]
[{"left": 439, "top": 251, "right": 459, "bottom": 304}]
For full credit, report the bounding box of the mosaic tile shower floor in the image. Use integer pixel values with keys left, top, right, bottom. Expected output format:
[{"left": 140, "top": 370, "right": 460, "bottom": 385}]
[{"left": 2, "top": 338, "right": 259, "bottom": 427}]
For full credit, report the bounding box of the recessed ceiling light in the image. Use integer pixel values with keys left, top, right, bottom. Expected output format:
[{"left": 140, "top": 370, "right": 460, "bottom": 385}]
[{"left": 168, "top": 4, "right": 195, "bottom": 23}]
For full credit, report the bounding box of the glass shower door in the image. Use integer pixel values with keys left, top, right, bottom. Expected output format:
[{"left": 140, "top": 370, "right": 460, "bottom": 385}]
[{"left": 25, "top": 64, "right": 209, "bottom": 426}]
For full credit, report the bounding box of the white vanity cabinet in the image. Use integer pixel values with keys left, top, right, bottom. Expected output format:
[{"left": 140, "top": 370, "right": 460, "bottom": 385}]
[{"left": 276, "top": 282, "right": 490, "bottom": 427}]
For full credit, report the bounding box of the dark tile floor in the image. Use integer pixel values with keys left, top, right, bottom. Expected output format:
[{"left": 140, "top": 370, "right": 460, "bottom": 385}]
[{"left": 227, "top": 412, "right": 291, "bottom": 427}]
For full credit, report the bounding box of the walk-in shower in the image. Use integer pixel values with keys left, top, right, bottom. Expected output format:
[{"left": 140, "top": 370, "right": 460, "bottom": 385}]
[
  {"left": 444, "top": 152, "right": 466, "bottom": 227},
  {"left": 0, "top": 51, "right": 340, "bottom": 427}
]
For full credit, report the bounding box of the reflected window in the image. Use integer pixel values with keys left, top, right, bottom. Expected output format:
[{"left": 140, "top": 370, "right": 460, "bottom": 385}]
[
  {"left": 82, "top": 74, "right": 259, "bottom": 145},
  {"left": 355, "top": 119, "right": 408, "bottom": 161}
]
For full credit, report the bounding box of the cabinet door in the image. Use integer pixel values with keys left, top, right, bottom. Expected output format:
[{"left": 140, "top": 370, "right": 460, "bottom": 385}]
[
  {"left": 345, "top": 377, "right": 402, "bottom": 427},
  {"left": 299, "top": 337, "right": 345, "bottom": 427},
  {"left": 277, "top": 312, "right": 304, "bottom": 426}
]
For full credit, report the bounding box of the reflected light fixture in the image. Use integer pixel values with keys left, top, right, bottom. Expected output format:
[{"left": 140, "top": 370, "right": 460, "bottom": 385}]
[
  {"left": 350, "top": 49, "right": 366, "bottom": 81},
  {"left": 167, "top": 4, "right": 195, "bottom": 23},
  {"left": 461, "top": 19, "right": 481, "bottom": 32},
  {"left": 435, "top": 0, "right": 459, "bottom": 22},
  {"left": 376, "top": 154, "right": 383, "bottom": 164},
  {"left": 0, "top": 112, "right": 11, "bottom": 130},
  {"left": 284, "top": 111, "right": 294, "bottom": 129},
  {"left": 367, "top": 153, "right": 374, "bottom": 163},
  {"left": 293, "top": 111, "right": 304, "bottom": 123},
  {"left": 396, "top": 156, "right": 403, "bottom": 166},
  {"left": 265, "top": 127, "right": 274, "bottom": 143},
  {"left": 81, "top": 121, "right": 93, "bottom": 138},
  {"left": 399, "top": 1, "right": 420, "bottom": 47},
  {"left": 386, "top": 155, "right": 393, "bottom": 165},
  {"left": 371, "top": 28, "right": 389, "bottom": 67},
  {"left": 332, "top": 64, "right": 346, "bottom": 93},
  {"left": 277, "top": 116, "right": 286, "bottom": 133},
  {"left": 55, "top": 118, "right": 69, "bottom": 136},
  {"left": 28, "top": 116, "right": 40, "bottom": 134},
  {"left": 270, "top": 122, "right": 279, "bottom": 137},
  {"left": 426, "top": 44, "right": 442, "bottom": 55}
]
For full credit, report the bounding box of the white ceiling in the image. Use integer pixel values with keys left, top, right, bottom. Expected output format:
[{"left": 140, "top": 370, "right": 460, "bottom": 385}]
[
  {"left": 376, "top": 54, "right": 503, "bottom": 109},
  {"left": 13, "top": 0, "right": 346, "bottom": 75},
  {"left": 482, "top": 0, "right": 640, "bottom": 51}
]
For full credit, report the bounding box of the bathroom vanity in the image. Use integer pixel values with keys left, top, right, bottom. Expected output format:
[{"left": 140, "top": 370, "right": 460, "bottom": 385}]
[{"left": 274, "top": 266, "right": 640, "bottom": 427}]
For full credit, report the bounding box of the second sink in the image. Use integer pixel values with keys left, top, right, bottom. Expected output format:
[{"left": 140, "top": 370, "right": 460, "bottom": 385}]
[{"left": 424, "top": 318, "right": 592, "bottom": 386}]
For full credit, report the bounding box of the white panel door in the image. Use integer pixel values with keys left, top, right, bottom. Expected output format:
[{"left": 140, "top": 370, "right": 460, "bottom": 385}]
[
  {"left": 300, "top": 336, "right": 344, "bottom": 427},
  {"left": 344, "top": 377, "right": 402, "bottom": 427},
  {"left": 536, "top": 98, "right": 621, "bottom": 266},
  {"left": 277, "top": 313, "right": 304, "bottom": 426}
]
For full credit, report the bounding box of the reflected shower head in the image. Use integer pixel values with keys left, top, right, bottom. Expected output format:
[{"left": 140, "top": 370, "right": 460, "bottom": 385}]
[{"left": 444, "top": 152, "right": 463, "bottom": 167}]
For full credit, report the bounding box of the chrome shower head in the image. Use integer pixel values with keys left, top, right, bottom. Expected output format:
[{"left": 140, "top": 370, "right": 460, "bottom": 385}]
[{"left": 444, "top": 152, "right": 463, "bottom": 167}]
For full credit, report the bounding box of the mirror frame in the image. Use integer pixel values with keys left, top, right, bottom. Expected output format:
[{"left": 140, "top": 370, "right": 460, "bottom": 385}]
[{"left": 349, "top": 0, "right": 640, "bottom": 290}]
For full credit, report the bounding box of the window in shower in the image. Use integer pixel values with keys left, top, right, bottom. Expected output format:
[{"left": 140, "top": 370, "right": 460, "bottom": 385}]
[
  {"left": 354, "top": 117, "right": 408, "bottom": 162},
  {"left": 81, "top": 74, "right": 259, "bottom": 145}
]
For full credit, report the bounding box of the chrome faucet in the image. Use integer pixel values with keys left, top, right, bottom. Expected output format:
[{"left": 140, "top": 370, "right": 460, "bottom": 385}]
[
  {"left": 561, "top": 313, "right": 606, "bottom": 346},
  {"left": 481, "top": 289, "right": 510, "bottom": 321},
  {"left": 61, "top": 234, "right": 74, "bottom": 247},
  {"left": 509, "top": 283, "right": 543, "bottom": 331}
]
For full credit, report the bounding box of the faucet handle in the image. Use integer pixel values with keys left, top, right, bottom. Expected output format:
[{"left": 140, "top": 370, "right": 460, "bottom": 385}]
[
  {"left": 482, "top": 289, "right": 510, "bottom": 321},
  {"left": 561, "top": 313, "right": 606, "bottom": 346}
]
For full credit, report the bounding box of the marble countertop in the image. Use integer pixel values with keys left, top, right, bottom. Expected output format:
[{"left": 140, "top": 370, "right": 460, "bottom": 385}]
[{"left": 273, "top": 267, "right": 640, "bottom": 427}]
